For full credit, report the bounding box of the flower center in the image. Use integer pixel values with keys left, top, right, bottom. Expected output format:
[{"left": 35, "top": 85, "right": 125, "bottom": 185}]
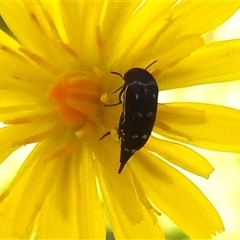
[{"left": 48, "top": 73, "right": 102, "bottom": 126}]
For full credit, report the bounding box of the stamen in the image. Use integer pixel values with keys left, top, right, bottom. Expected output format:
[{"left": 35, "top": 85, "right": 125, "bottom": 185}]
[
  {"left": 0, "top": 44, "right": 29, "bottom": 63},
  {"left": 96, "top": 25, "right": 104, "bottom": 49},
  {"left": 12, "top": 124, "right": 63, "bottom": 147},
  {"left": 75, "top": 122, "right": 92, "bottom": 138},
  {"left": 60, "top": 43, "right": 80, "bottom": 59},
  {"left": 19, "top": 47, "right": 60, "bottom": 75},
  {"left": 48, "top": 74, "right": 101, "bottom": 125},
  {"left": 29, "top": 12, "right": 44, "bottom": 35}
]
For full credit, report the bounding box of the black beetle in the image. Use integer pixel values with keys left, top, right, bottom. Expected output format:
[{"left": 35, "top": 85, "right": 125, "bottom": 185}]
[{"left": 100, "top": 60, "right": 158, "bottom": 173}]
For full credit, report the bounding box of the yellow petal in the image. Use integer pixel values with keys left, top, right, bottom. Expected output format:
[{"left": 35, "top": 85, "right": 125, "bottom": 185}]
[
  {"left": 109, "top": 1, "right": 177, "bottom": 67},
  {"left": 146, "top": 137, "right": 214, "bottom": 178},
  {"left": 77, "top": 143, "right": 106, "bottom": 239},
  {"left": 160, "top": 39, "right": 240, "bottom": 90},
  {"left": 0, "top": 127, "right": 19, "bottom": 165},
  {"left": 58, "top": 1, "right": 104, "bottom": 65},
  {"left": 0, "top": 138, "right": 65, "bottom": 238},
  {"left": 0, "top": 122, "right": 61, "bottom": 164},
  {"left": 151, "top": 2, "right": 240, "bottom": 72},
  {"left": 0, "top": 34, "right": 55, "bottom": 86},
  {"left": 0, "top": 105, "right": 57, "bottom": 125},
  {"left": 155, "top": 102, "right": 240, "bottom": 152},
  {"left": 37, "top": 149, "right": 79, "bottom": 239},
  {"left": 38, "top": 142, "right": 105, "bottom": 239},
  {"left": 167, "top": 1, "right": 240, "bottom": 37},
  {"left": 101, "top": 0, "right": 145, "bottom": 56},
  {"left": 0, "top": 2, "right": 73, "bottom": 71},
  {"left": 0, "top": 29, "right": 20, "bottom": 51},
  {"left": 0, "top": 129, "right": 76, "bottom": 200},
  {"left": 92, "top": 133, "right": 164, "bottom": 239},
  {"left": 0, "top": 3, "right": 52, "bottom": 54},
  {"left": 155, "top": 34, "right": 204, "bottom": 73},
  {"left": 131, "top": 149, "right": 224, "bottom": 239},
  {"left": 0, "top": 122, "right": 63, "bottom": 150},
  {"left": 0, "top": 160, "right": 37, "bottom": 238},
  {"left": 95, "top": 136, "right": 143, "bottom": 223}
]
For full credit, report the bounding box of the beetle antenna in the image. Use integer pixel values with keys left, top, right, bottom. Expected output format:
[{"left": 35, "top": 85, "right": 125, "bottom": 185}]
[
  {"left": 112, "top": 85, "right": 123, "bottom": 94},
  {"left": 110, "top": 70, "right": 124, "bottom": 93},
  {"left": 145, "top": 60, "right": 157, "bottom": 70},
  {"left": 110, "top": 71, "right": 124, "bottom": 80}
]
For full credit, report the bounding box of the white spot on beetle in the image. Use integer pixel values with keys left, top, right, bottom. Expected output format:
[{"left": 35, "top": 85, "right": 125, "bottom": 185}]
[{"left": 147, "top": 112, "right": 153, "bottom": 118}]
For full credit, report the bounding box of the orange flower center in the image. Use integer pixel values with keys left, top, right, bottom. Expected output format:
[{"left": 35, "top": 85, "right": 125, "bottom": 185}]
[{"left": 48, "top": 73, "right": 102, "bottom": 126}]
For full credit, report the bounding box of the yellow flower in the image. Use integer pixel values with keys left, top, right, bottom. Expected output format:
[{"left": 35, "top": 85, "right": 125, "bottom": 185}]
[{"left": 0, "top": 1, "right": 240, "bottom": 239}]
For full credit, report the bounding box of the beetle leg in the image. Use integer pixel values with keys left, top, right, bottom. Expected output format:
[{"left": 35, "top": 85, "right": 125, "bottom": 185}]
[
  {"left": 104, "top": 85, "right": 125, "bottom": 107},
  {"left": 99, "top": 131, "right": 111, "bottom": 140},
  {"left": 104, "top": 101, "right": 122, "bottom": 107}
]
